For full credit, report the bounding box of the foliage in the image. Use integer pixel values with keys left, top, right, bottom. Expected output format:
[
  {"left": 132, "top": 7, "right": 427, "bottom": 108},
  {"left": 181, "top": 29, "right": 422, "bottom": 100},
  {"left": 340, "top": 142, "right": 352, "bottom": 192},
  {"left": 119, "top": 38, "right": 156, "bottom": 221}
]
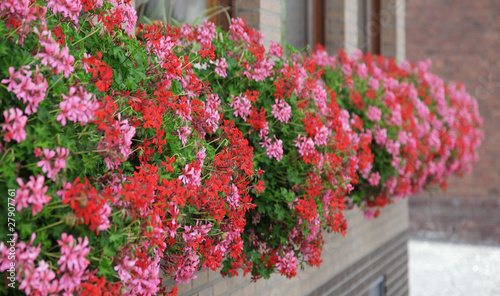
[{"left": 0, "top": 1, "right": 482, "bottom": 295}]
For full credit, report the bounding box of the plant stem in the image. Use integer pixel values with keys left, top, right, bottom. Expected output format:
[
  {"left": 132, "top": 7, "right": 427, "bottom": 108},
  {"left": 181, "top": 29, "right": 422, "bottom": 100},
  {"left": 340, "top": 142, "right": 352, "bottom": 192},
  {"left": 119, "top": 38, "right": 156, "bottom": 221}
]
[
  {"left": 72, "top": 28, "right": 101, "bottom": 46},
  {"left": 36, "top": 220, "right": 65, "bottom": 232}
]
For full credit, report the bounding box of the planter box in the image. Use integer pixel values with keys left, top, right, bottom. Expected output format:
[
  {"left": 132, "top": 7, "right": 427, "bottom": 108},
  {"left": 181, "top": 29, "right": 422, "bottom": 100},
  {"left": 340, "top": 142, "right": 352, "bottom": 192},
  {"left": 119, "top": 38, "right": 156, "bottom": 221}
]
[{"left": 164, "top": 199, "right": 409, "bottom": 296}]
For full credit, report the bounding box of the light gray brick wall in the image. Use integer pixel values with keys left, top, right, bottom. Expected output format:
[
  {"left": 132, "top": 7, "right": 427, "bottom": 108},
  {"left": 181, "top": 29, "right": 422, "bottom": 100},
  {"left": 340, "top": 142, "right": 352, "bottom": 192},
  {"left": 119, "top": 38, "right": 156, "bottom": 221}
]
[
  {"left": 381, "top": 0, "right": 406, "bottom": 60},
  {"left": 236, "top": 0, "right": 282, "bottom": 45}
]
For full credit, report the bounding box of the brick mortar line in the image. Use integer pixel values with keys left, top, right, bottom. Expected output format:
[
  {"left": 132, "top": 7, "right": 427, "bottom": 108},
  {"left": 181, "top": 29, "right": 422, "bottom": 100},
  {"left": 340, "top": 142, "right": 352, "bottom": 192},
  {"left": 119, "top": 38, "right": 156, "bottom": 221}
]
[
  {"left": 385, "top": 255, "right": 408, "bottom": 286},
  {"left": 275, "top": 226, "right": 405, "bottom": 296},
  {"left": 314, "top": 231, "right": 408, "bottom": 296},
  {"left": 336, "top": 239, "right": 408, "bottom": 296},
  {"left": 178, "top": 276, "right": 225, "bottom": 296},
  {"left": 386, "top": 260, "right": 409, "bottom": 288},
  {"left": 384, "top": 244, "right": 408, "bottom": 276},
  {"left": 390, "top": 272, "right": 409, "bottom": 296},
  {"left": 388, "top": 268, "right": 409, "bottom": 296},
  {"left": 257, "top": 225, "right": 407, "bottom": 295},
  {"left": 219, "top": 277, "right": 255, "bottom": 296},
  {"left": 395, "top": 282, "right": 409, "bottom": 296}
]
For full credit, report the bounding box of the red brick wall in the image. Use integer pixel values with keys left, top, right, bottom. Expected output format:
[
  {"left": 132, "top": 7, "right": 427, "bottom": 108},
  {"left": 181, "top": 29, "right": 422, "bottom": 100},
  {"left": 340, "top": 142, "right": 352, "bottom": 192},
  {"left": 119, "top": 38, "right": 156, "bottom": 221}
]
[
  {"left": 406, "top": 0, "right": 500, "bottom": 243},
  {"left": 407, "top": 0, "right": 499, "bottom": 198}
]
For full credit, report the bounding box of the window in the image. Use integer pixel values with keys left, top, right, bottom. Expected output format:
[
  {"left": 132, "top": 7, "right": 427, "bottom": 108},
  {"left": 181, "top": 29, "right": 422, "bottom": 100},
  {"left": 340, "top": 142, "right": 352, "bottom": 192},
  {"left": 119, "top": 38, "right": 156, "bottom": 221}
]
[
  {"left": 369, "top": 276, "right": 386, "bottom": 296},
  {"left": 285, "top": 0, "right": 326, "bottom": 50}
]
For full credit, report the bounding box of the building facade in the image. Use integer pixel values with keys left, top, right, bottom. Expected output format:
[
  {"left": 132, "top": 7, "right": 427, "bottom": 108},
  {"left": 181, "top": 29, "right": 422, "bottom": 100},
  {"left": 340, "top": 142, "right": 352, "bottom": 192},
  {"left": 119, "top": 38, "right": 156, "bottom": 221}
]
[{"left": 406, "top": 0, "right": 500, "bottom": 245}]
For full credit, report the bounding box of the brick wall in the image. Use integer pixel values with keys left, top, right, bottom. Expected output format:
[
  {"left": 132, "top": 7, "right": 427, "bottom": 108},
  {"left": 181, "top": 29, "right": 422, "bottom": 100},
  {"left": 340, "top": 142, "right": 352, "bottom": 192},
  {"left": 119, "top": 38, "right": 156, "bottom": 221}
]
[
  {"left": 236, "top": 0, "right": 282, "bottom": 45},
  {"left": 325, "top": 0, "right": 359, "bottom": 55},
  {"left": 381, "top": 0, "right": 405, "bottom": 60},
  {"left": 406, "top": 0, "right": 500, "bottom": 244},
  {"left": 164, "top": 200, "right": 410, "bottom": 296}
]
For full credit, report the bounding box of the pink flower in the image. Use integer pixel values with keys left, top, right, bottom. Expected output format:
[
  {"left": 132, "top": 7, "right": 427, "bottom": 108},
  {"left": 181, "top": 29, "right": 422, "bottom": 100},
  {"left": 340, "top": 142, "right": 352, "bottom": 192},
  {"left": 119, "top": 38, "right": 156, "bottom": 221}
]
[
  {"left": 374, "top": 127, "right": 387, "bottom": 145},
  {"left": 294, "top": 135, "right": 316, "bottom": 157},
  {"left": 57, "top": 86, "right": 99, "bottom": 126},
  {"left": 199, "top": 93, "right": 221, "bottom": 134},
  {"left": 174, "top": 248, "right": 200, "bottom": 284},
  {"left": 2, "top": 108, "right": 27, "bottom": 143},
  {"left": 385, "top": 139, "right": 401, "bottom": 156},
  {"left": 28, "top": 260, "right": 59, "bottom": 295},
  {"left": 368, "top": 172, "right": 381, "bottom": 186},
  {"left": 230, "top": 94, "right": 252, "bottom": 121},
  {"left": 227, "top": 184, "right": 240, "bottom": 209},
  {"left": 177, "top": 125, "right": 191, "bottom": 147},
  {"left": 179, "top": 164, "right": 202, "bottom": 187},
  {"left": 97, "top": 115, "right": 136, "bottom": 170},
  {"left": 112, "top": 2, "right": 137, "bottom": 34},
  {"left": 47, "top": 0, "right": 82, "bottom": 24},
  {"left": 368, "top": 77, "right": 380, "bottom": 90},
  {"left": 35, "top": 29, "right": 75, "bottom": 78},
  {"left": 37, "top": 148, "right": 55, "bottom": 176},
  {"left": 269, "top": 41, "right": 283, "bottom": 57},
  {"left": 197, "top": 19, "right": 216, "bottom": 44},
  {"left": 366, "top": 105, "right": 382, "bottom": 122},
  {"left": 267, "top": 135, "right": 284, "bottom": 162},
  {"left": 271, "top": 99, "right": 292, "bottom": 123},
  {"left": 57, "top": 234, "right": 90, "bottom": 273},
  {"left": 56, "top": 181, "right": 72, "bottom": 201},
  {"left": 195, "top": 147, "right": 207, "bottom": 167},
  {"left": 114, "top": 254, "right": 137, "bottom": 282},
  {"left": 275, "top": 250, "right": 298, "bottom": 278},
  {"left": 244, "top": 58, "right": 274, "bottom": 82},
  {"left": 215, "top": 57, "right": 228, "bottom": 77},
  {"left": 15, "top": 175, "right": 51, "bottom": 215},
  {"left": 356, "top": 63, "right": 368, "bottom": 79},
  {"left": 35, "top": 147, "right": 69, "bottom": 180},
  {"left": 97, "top": 202, "right": 112, "bottom": 231},
  {"left": 363, "top": 208, "right": 377, "bottom": 220},
  {"left": 229, "top": 17, "right": 251, "bottom": 43},
  {"left": 1, "top": 66, "right": 48, "bottom": 114},
  {"left": 314, "top": 125, "right": 329, "bottom": 146},
  {"left": 0, "top": 0, "right": 39, "bottom": 45}
]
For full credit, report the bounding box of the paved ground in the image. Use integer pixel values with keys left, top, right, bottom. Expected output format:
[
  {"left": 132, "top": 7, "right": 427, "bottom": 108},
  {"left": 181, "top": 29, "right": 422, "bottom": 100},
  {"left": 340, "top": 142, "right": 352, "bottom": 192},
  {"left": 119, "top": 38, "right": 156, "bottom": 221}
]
[{"left": 409, "top": 239, "right": 500, "bottom": 296}]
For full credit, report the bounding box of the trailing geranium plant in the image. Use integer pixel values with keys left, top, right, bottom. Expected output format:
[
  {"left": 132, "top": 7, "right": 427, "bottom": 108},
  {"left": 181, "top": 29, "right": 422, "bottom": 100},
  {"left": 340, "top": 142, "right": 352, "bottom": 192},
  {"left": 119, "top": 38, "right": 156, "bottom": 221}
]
[
  {"left": 312, "top": 47, "right": 483, "bottom": 218},
  {"left": 0, "top": 1, "right": 482, "bottom": 295}
]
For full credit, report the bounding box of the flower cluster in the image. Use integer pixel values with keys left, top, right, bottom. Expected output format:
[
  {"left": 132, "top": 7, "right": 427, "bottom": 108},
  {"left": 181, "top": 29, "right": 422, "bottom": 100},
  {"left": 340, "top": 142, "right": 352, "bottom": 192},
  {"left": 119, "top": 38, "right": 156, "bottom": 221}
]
[
  {"left": 313, "top": 46, "right": 483, "bottom": 217},
  {"left": 0, "top": 2, "right": 482, "bottom": 295}
]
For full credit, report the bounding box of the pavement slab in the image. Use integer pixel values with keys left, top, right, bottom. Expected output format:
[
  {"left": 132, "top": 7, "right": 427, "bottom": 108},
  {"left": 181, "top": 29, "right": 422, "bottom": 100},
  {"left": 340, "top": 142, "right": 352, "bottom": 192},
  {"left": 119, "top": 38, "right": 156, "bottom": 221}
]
[{"left": 409, "top": 239, "right": 500, "bottom": 296}]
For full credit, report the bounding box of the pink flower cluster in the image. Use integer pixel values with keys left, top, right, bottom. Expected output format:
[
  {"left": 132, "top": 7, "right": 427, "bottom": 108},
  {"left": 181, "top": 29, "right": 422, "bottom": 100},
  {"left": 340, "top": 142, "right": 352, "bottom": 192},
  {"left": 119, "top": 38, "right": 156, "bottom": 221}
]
[
  {"left": 215, "top": 57, "right": 228, "bottom": 77},
  {"left": 57, "top": 86, "right": 99, "bottom": 126},
  {"left": 47, "top": 0, "right": 82, "bottom": 24},
  {"left": 266, "top": 135, "right": 284, "bottom": 162},
  {"left": 271, "top": 98, "right": 292, "bottom": 123},
  {"left": 35, "top": 147, "right": 70, "bottom": 181},
  {"left": 275, "top": 250, "right": 298, "bottom": 279},
  {"left": 97, "top": 116, "right": 136, "bottom": 170},
  {"left": 111, "top": 1, "right": 137, "bottom": 34},
  {"left": 2, "top": 66, "right": 48, "bottom": 115},
  {"left": 57, "top": 233, "right": 91, "bottom": 294},
  {"left": 36, "top": 28, "right": 75, "bottom": 78},
  {"left": 197, "top": 19, "right": 216, "bottom": 44},
  {"left": 0, "top": 0, "right": 41, "bottom": 45},
  {"left": 366, "top": 105, "right": 382, "bottom": 122},
  {"left": 2, "top": 107, "right": 27, "bottom": 143},
  {"left": 16, "top": 175, "right": 51, "bottom": 216},
  {"left": 230, "top": 93, "right": 252, "bottom": 121}
]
